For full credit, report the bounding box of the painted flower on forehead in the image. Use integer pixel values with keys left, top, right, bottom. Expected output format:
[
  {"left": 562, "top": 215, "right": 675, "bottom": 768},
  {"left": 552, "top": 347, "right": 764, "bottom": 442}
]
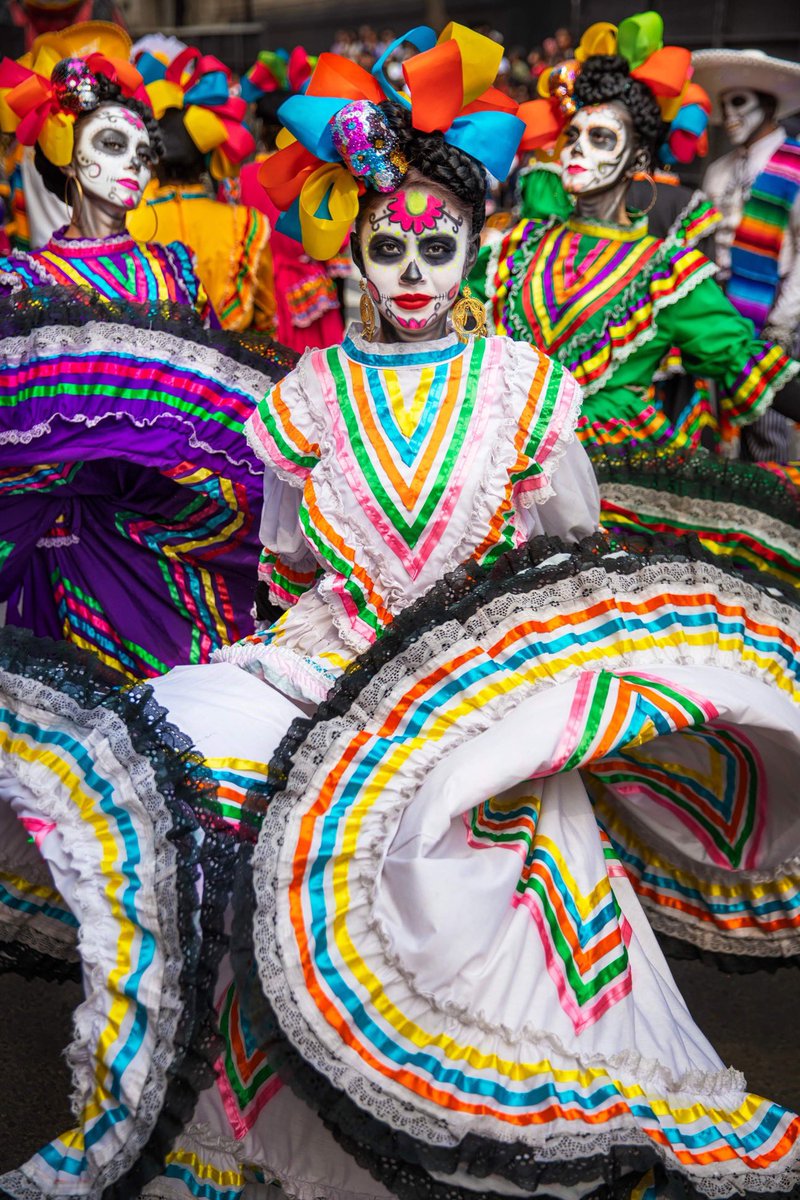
[
  {"left": 385, "top": 189, "right": 444, "bottom": 235},
  {"left": 331, "top": 100, "right": 408, "bottom": 192}
]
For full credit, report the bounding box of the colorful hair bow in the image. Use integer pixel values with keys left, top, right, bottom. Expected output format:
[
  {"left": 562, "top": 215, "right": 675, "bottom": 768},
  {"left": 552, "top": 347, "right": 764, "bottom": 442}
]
[
  {"left": 661, "top": 82, "right": 711, "bottom": 164},
  {"left": 138, "top": 45, "right": 255, "bottom": 177},
  {"left": 518, "top": 11, "right": 694, "bottom": 158},
  {"left": 258, "top": 23, "right": 525, "bottom": 260},
  {"left": 372, "top": 23, "right": 523, "bottom": 181},
  {"left": 0, "top": 45, "right": 147, "bottom": 166},
  {"left": 240, "top": 47, "right": 316, "bottom": 102}
]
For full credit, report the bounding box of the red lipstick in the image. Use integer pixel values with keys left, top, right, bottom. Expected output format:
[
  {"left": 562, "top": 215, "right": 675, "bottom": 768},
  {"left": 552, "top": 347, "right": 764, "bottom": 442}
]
[
  {"left": 117, "top": 178, "right": 141, "bottom": 190},
  {"left": 393, "top": 293, "right": 433, "bottom": 310}
]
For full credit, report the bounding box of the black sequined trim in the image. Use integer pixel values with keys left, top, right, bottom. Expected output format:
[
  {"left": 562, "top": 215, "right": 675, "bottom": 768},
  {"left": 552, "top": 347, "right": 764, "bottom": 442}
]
[
  {"left": 589, "top": 442, "right": 800, "bottom": 528},
  {"left": 0, "top": 283, "right": 298, "bottom": 378}
]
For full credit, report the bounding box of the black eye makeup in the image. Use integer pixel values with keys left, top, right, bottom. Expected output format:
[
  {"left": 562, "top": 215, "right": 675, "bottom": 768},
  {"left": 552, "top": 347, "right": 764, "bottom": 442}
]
[
  {"left": 92, "top": 130, "right": 129, "bottom": 155},
  {"left": 588, "top": 127, "right": 619, "bottom": 150},
  {"left": 367, "top": 233, "right": 406, "bottom": 261},
  {"left": 418, "top": 235, "right": 457, "bottom": 264}
]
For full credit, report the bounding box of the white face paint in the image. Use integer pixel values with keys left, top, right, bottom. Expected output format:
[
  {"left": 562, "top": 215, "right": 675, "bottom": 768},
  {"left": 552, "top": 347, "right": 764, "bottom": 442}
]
[
  {"left": 721, "top": 88, "right": 769, "bottom": 146},
  {"left": 70, "top": 103, "right": 153, "bottom": 213},
  {"left": 359, "top": 183, "right": 470, "bottom": 338},
  {"left": 560, "top": 104, "right": 632, "bottom": 195}
]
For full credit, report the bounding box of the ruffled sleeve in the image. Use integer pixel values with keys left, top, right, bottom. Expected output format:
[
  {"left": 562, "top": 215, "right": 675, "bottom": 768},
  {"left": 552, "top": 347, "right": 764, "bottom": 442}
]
[
  {"left": 245, "top": 352, "right": 324, "bottom": 485},
  {"left": 500, "top": 339, "right": 600, "bottom": 541},
  {"left": 659, "top": 274, "right": 800, "bottom": 426},
  {"left": 257, "top": 471, "right": 322, "bottom": 609},
  {"left": 515, "top": 437, "right": 601, "bottom": 542}
]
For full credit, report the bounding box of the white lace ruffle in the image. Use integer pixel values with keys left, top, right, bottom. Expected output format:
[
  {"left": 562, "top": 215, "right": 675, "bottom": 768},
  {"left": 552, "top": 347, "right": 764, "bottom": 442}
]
[
  {"left": 0, "top": 321, "right": 275, "bottom": 474},
  {"left": 249, "top": 555, "right": 800, "bottom": 1184}
]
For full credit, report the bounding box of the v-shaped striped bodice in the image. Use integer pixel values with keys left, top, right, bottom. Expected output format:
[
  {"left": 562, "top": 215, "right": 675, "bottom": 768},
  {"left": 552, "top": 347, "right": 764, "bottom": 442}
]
[
  {"left": 487, "top": 217, "right": 712, "bottom": 398},
  {"left": 246, "top": 331, "right": 581, "bottom": 652},
  {"left": 0, "top": 227, "right": 206, "bottom": 312}
]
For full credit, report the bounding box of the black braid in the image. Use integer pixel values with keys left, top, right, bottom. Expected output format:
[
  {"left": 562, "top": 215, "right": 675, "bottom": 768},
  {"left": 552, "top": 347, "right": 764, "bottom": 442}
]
[
  {"left": 573, "top": 54, "right": 666, "bottom": 166},
  {"left": 373, "top": 101, "right": 486, "bottom": 238},
  {"left": 35, "top": 75, "right": 163, "bottom": 203}
]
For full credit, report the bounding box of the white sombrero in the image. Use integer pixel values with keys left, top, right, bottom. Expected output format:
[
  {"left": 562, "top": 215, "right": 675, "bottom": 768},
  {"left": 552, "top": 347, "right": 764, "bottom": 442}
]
[{"left": 691, "top": 49, "right": 800, "bottom": 124}]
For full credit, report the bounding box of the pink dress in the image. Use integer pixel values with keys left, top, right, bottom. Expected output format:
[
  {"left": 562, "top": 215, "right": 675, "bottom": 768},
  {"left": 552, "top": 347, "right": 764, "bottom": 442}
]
[{"left": 239, "top": 178, "right": 344, "bottom": 353}]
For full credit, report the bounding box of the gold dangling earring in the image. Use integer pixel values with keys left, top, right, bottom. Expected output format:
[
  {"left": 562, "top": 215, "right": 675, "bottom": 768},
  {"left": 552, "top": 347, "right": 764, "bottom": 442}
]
[
  {"left": 635, "top": 171, "right": 657, "bottom": 216},
  {"left": 66, "top": 177, "right": 84, "bottom": 229},
  {"left": 451, "top": 284, "right": 487, "bottom": 343},
  {"left": 360, "top": 277, "right": 378, "bottom": 342},
  {"left": 135, "top": 201, "right": 159, "bottom": 243}
]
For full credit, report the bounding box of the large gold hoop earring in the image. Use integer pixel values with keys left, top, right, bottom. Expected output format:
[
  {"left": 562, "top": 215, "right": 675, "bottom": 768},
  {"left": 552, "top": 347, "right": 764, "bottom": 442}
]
[
  {"left": 629, "top": 171, "right": 657, "bottom": 217},
  {"left": 451, "top": 284, "right": 487, "bottom": 343},
  {"left": 136, "top": 201, "right": 159, "bottom": 243},
  {"left": 66, "top": 176, "right": 84, "bottom": 227},
  {"left": 360, "top": 277, "right": 378, "bottom": 342}
]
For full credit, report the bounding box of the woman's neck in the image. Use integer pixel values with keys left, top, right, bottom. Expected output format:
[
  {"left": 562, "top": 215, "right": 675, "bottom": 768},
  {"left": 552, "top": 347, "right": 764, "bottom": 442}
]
[
  {"left": 63, "top": 198, "right": 129, "bottom": 241},
  {"left": 572, "top": 179, "right": 631, "bottom": 227}
]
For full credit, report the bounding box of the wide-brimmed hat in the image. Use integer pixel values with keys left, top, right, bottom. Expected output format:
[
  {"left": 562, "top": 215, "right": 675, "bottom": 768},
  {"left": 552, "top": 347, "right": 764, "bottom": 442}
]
[{"left": 691, "top": 48, "right": 800, "bottom": 123}]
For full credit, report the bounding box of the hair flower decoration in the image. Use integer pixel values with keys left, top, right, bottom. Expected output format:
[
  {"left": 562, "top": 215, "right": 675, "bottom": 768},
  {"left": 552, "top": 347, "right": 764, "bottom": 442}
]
[
  {"left": 518, "top": 10, "right": 699, "bottom": 162},
  {"left": 240, "top": 47, "right": 316, "bottom": 102},
  {"left": 136, "top": 45, "right": 255, "bottom": 177},
  {"left": 0, "top": 23, "right": 147, "bottom": 166},
  {"left": 255, "top": 22, "right": 525, "bottom": 261}
]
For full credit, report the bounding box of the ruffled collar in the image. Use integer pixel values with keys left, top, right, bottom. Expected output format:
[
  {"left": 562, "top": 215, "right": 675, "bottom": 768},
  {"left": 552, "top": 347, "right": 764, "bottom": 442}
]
[
  {"left": 342, "top": 323, "right": 466, "bottom": 367},
  {"left": 46, "top": 227, "right": 137, "bottom": 257},
  {"left": 565, "top": 214, "right": 650, "bottom": 242}
]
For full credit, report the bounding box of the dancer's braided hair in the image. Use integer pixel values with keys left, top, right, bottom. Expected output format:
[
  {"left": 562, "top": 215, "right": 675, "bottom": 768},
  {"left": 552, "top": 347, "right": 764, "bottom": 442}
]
[
  {"left": 573, "top": 54, "right": 666, "bottom": 166},
  {"left": 372, "top": 100, "right": 487, "bottom": 238},
  {"left": 36, "top": 75, "right": 163, "bottom": 203}
]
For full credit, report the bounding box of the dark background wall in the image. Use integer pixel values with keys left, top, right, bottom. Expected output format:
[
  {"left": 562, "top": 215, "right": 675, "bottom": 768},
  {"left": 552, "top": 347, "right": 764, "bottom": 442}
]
[
  {"left": 3, "top": 0, "right": 796, "bottom": 73},
  {"left": 250, "top": 0, "right": 800, "bottom": 60}
]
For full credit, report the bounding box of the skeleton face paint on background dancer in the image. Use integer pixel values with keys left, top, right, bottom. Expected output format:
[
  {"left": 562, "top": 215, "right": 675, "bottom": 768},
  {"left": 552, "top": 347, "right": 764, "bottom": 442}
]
[
  {"left": 359, "top": 182, "right": 472, "bottom": 341},
  {"left": 720, "top": 88, "right": 770, "bottom": 146},
  {"left": 560, "top": 102, "right": 634, "bottom": 196},
  {"left": 69, "top": 102, "right": 154, "bottom": 212}
]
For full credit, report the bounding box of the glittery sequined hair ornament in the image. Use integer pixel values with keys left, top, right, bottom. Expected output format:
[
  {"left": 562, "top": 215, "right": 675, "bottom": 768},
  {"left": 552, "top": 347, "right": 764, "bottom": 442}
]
[
  {"left": 0, "top": 21, "right": 148, "bottom": 166},
  {"left": 331, "top": 99, "right": 408, "bottom": 191},
  {"left": 517, "top": 11, "right": 709, "bottom": 165},
  {"left": 135, "top": 45, "right": 254, "bottom": 179},
  {"left": 253, "top": 22, "right": 527, "bottom": 259}
]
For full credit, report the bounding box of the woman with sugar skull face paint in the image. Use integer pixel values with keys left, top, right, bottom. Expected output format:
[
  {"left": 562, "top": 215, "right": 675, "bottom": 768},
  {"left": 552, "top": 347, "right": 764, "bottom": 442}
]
[
  {"left": 474, "top": 20, "right": 800, "bottom": 581},
  {"left": 0, "top": 29, "right": 296, "bottom": 681},
  {"left": 3, "top": 24, "right": 800, "bottom": 1200}
]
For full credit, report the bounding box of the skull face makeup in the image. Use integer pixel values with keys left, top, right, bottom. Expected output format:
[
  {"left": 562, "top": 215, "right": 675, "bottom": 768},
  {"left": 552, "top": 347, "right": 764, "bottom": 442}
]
[
  {"left": 560, "top": 103, "right": 634, "bottom": 195},
  {"left": 68, "top": 103, "right": 154, "bottom": 213},
  {"left": 358, "top": 183, "right": 472, "bottom": 341},
  {"left": 721, "top": 88, "right": 769, "bottom": 147}
]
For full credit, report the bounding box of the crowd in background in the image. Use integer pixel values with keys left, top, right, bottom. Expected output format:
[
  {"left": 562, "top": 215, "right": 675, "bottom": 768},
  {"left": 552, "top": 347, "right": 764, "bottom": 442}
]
[{"left": 328, "top": 22, "right": 576, "bottom": 100}]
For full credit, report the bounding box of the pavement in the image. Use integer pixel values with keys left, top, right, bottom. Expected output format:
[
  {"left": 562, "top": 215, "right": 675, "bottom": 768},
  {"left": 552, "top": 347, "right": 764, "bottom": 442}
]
[{"left": 0, "top": 957, "right": 799, "bottom": 1175}]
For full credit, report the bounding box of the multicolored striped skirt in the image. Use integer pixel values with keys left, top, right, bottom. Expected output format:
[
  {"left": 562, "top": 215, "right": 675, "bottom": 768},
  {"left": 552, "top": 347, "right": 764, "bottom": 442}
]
[
  {"left": 0, "top": 287, "right": 296, "bottom": 679},
  {"left": 2, "top": 536, "right": 800, "bottom": 1200}
]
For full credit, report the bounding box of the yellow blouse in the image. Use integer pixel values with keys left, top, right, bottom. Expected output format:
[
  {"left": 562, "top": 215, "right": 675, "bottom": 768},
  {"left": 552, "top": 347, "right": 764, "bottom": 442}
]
[{"left": 128, "top": 182, "right": 275, "bottom": 332}]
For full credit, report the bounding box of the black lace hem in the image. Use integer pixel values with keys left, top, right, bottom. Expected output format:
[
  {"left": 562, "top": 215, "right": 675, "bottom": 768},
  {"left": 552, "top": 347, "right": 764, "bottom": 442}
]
[
  {"left": 0, "top": 284, "right": 298, "bottom": 379},
  {"left": 0, "top": 938, "right": 80, "bottom": 984},
  {"left": 589, "top": 442, "right": 800, "bottom": 528},
  {"left": 0, "top": 627, "right": 231, "bottom": 1200},
  {"left": 232, "top": 533, "right": 800, "bottom": 1200},
  {"left": 657, "top": 931, "right": 800, "bottom": 974}
]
